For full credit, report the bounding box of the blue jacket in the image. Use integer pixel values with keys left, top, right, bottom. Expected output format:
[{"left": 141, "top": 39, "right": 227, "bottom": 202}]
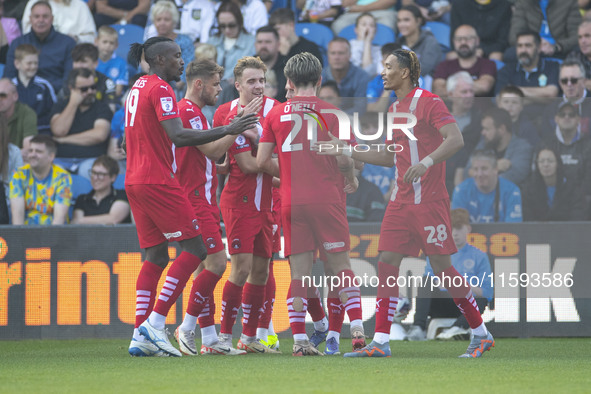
[
  {"left": 321, "top": 63, "right": 370, "bottom": 114},
  {"left": 4, "top": 28, "right": 76, "bottom": 93},
  {"left": 452, "top": 177, "right": 523, "bottom": 223}
]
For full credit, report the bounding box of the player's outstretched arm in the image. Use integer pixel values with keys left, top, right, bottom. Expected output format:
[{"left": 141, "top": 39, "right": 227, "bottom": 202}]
[
  {"left": 312, "top": 132, "right": 395, "bottom": 167},
  {"left": 403, "top": 123, "right": 464, "bottom": 184},
  {"left": 161, "top": 114, "right": 259, "bottom": 147}
]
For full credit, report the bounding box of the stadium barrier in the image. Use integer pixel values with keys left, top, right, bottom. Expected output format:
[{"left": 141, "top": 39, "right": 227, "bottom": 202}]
[{"left": 0, "top": 222, "right": 589, "bottom": 339}]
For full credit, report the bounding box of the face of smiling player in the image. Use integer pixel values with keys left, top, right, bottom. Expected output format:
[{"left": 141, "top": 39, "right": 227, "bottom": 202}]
[{"left": 236, "top": 67, "right": 265, "bottom": 105}]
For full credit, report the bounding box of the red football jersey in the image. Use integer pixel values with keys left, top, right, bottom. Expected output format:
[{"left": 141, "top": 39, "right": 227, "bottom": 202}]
[
  {"left": 260, "top": 96, "right": 355, "bottom": 207},
  {"left": 219, "top": 96, "right": 278, "bottom": 211},
  {"left": 175, "top": 98, "right": 218, "bottom": 206},
  {"left": 386, "top": 87, "right": 455, "bottom": 204},
  {"left": 124, "top": 74, "right": 180, "bottom": 186},
  {"left": 212, "top": 98, "right": 238, "bottom": 127}
]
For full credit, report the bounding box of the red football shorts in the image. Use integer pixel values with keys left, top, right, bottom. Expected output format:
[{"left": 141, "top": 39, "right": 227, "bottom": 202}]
[
  {"left": 188, "top": 196, "right": 224, "bottom": 255},
  {"left": 282, "top": 203, "right": 350, "bottom": 257},
  {"left": 222, "top": 207, "right": 274, "bottom": 258},
  {"left": 127, "top": 184, "right": 201, "bottom": 249},
  {"left": 379, "top": 199, "right": 457, "bottom": 257}
]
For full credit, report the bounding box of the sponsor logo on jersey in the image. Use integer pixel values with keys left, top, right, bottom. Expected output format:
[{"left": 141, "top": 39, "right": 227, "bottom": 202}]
[
  {"left": 160, "top": 97, "right": 173, "bottom": 112},
  {"left": 163, "top": 231, "right": 182, "bottom": 239},
  {"left": 189, "top": 116, "right": 203, "bottom": 130},
  {"left": 323, "top": 241, "right": 345, "bottom": 250},
  {"left": 236, "top": 135, "right": 247, "bottom": 146}
]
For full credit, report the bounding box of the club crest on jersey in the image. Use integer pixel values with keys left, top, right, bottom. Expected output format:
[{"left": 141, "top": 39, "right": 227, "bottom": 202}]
[
  {"left": 192, "top": 219, "right": 200, "bottom": 230},
  {"left": 232, "top": 238, "right": 241, "bottom": 249},
  {"left": 160, "top": 97, "right": 174, "bottom": 112},
  {"left": 190, "top": 116, "right": 203, "bottom": 130},
  {"left": 206, "top": 237, "right": 216, "bottom": 249}
]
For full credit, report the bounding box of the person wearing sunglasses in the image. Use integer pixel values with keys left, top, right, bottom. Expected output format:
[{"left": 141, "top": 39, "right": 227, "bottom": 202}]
[
  {"left": 49, "top": 67, "right": 112, "bottom": 181},
  {"left": 208, "top": 1, "right": 255, "bottom": 81},
  {"left": 71, "top": 155, "right": 130, "bottom": 224}
]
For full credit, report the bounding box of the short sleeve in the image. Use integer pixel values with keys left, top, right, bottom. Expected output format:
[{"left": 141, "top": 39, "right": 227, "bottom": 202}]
[
  {"left": 228, "top": 134, "right": 252, "bottom": 156},
  {"left": 260, "top": 110, "right": 277, "bottom": 145},
  {"left": 426, "top": 97, "right": 455, "bottom": 131},
  {"left": 149, "top": 83, "right": 179, "bottom": 122}
]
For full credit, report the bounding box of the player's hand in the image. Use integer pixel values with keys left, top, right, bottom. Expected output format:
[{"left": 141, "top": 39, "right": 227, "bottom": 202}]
[
  {"left": 238, "top": 96, "right": 263, "bottom": 117},
  {"left": 216, "top": 154, "right": 230, "bottom": 175},
  {"left": 403, "top": 163, "right": 428, "bottom": 184},
  {"left": 344, "top": 175, "right": 359, "bottom": 194},
  {"left": 227, "top": 113, "right": 259, "bottom": 135},
  {"left": 272, "top": 176, "right": 280, "bottom": 188},
  {"left": 242, "top": 127, "right": 260, "bottom": 144},
  {"left": 311, "top": 132, "right": 347, "bottom": 156}
]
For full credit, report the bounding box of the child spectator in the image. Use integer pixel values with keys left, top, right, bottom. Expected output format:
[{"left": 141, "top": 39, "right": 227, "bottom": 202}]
[
  {"left": 11, "top": 44, "right": 56, "bottom": 134},
  {"left": 95, "top": 25, "right": 129, "bottom": 99},
  {"left": 350, "top": 13, "right": 382, "bottom": 77},
  {"left": 72, "top": 155, "right": 130, "bottom": 224}
]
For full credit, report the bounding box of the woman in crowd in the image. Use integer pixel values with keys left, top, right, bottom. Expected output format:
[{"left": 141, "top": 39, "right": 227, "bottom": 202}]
[
  {"left": 521, "top": 146, "right": 587, "bottom": 221},
  {"left": 72, "top": 155, "right": 130, "bottom": 224},
  {"left": 0, "top": 114, "right": 23, "bottom": 224},
  {"left": 208, "top": 1, "right": 255, "bottom": 81},
  {"left": 396, "top": 4, "right": 441, "bottom": 76}
]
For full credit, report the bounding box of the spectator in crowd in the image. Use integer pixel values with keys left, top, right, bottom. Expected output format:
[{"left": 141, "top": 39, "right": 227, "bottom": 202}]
[
  {"left": 496, "top": 85, "right": 541, "bottom": 148},
  {"left": 349, "top": 12, "right": 382, "bottom": 77},
  {"left": 452, "top": 149, "right": 523, "bottom": 223},
  {"left": 22, "top": 0, "right": 97, "bottom": 43},
  {"left": 4, "top": 1, "right": 76, "bottom": 93},
  {"left": 11, "top": 44, "right": 55, "bottom": 134},
  {"left": 0, "top": 113, "right": 23, "bottom": 224},
  {"left": 50, "top": 68, "right": 112, "bottom": 180},
  {"left": 508, "top": 0, "right": 581, "bottom": 60},
  {"left": 321, "top": 37, "right": 371, "bottom": 114},
  {"left": 496, "top": 31, "right": 560, "bottom": 100},
  {"left": 318, "top": 79, "right": 342, "bottom": 108},
  {"left": 94, "top": 0, "right": 150, "bottom": 28},
  {"left": 542, "top": 101, "right": 591, "bottom": 202},
  {"left": 330, "top": 0, "right": 397, "bottom": 35},
  {"left": 346, "top": 167, "right": 386, "bottom": 222},
  {"left": 68, "top": 43, "right": 117, "bottom": 112},
  {"left": 0, "top": 1, "right": 21, "bottom": 47},
  {"left": 544, "top": 59, "right": 591, "bottom": 137},
  {"left": 406, "top": 208, "right": 492, "bottom": 341},
  {"left": 255, "top": 25, "right": 287, "bottom": 102},
  {"left": 269, "top": 8, "right": 323, "bottom": 66},
  {"left": 233, "top": 0, "right": 268, "bottom": 35},
  {"left": 209, "top": 1, "right": 255, "bottom": 81},
  {"left": 9, "top": 134, "right": 71, "bottom": 225},
  {"left": 521, "top": 145, "right": 587, "bottom": 221},
  {"left": 72, "top": 155, "right": 130, "bottom": 224},
  {"left": 177, "top": 0, "right": 215, "bottom": 43},
  {"left": 450, "top": 0, "right": 511, "bottom": 61},
  {"left": 95, "top": 26, "right": 129, "bottom": 99},
  {"left": 366, "top": 42, "right": 400, "bottom": 113},
  {"left": 298, "top": 0, "right": 342, "bottom": 26},
  {"left": 264, "top": 69, "right": 278, "bottom": 99},
  {"left": 466, "top": 107, "right": 533, "bottom": 186},
  {"left": 396, "top": 4, "right": 441, "bottom": 77},
  {"left": 444, "top": 71, "right": 482, "bottom": 194},
  {"left": 567, "top": 20, "right": 591, "bottom": 91},
  {"left": 0, "top": 78, "right": 38, "bottom": 161},
  {"left": 150, "top": 0, "right": 194, "bottom": 92},
  {"left": 432, "top": 25, "right": 497, "bottom": 98}
]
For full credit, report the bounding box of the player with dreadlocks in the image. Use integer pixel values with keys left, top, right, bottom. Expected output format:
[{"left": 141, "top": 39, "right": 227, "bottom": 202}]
[
  {"left": 124, "top": 36, "right": 258, "bottom": 357},
  {"left": 317, "top": 48, "right": 495, "bottom": 358}
]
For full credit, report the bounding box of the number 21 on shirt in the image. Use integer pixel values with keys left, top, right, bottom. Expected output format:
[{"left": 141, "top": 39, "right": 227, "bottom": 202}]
[{"left": 280, "top": 113, "right": 318, "bottom": 152}]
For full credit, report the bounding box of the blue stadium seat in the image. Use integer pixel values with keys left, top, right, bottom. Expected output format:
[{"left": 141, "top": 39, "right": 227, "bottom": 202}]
[
  {"left": 295, "top": 23, "right": 334, "bottom": 65},
  {"left": 269, "top": 0, "right": 299, "bottom": 19},
  {"left": 337, "top": 23, "right": 396, "bottom": 47},
  {"left": 111, "top": 24, "right": 145, "bottom": 62},
  {"left": 70, "top": 174, "right": 92, "bottom": 219},
  {"left": 425, "top": 21, "right": 451, "bottom": 52},
  {"left": 545, "top": 57, "right": 563, "bottom": 64},
  {"left": 113, "top": 173, "right": 125, "bottom": 190}
]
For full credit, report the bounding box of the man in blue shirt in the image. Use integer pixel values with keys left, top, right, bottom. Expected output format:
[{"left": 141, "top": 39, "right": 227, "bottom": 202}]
[
  {"left": 406, "top": 208, "right": 492, "bottom": 341},
  {"left": 3, "top": 1, "right": 76, "bottom": 93},
  {"left": 321, "top": 37, "right": 371, "bottom": 114},
  {"left": 496, "top": 31, "right": 559, "bottom": 100},
  {"left": 452, "top": 149, "right": 523, "bottom": 223}
]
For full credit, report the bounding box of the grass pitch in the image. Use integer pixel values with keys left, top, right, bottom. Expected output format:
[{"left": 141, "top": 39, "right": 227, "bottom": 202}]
[{"left": 0, "top": 338, "right": 589, "bottom": 393}]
